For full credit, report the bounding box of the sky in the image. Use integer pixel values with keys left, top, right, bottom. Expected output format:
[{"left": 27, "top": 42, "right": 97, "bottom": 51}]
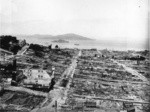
[{"left": 0, "top": 0, "right": 149, "bottom": 45}]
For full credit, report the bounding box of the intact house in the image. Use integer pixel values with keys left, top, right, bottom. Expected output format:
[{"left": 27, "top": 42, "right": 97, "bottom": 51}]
[{"left": 22, "top": 69, "right": 53, "bottom": 89}]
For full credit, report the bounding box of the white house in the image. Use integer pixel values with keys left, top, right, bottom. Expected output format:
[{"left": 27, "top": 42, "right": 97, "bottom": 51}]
[{"left": 22, "top": 69, "right": 52, "bottom": 88}]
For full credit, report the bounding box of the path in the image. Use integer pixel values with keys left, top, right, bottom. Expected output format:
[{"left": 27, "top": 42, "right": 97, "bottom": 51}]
[
  {"left": 96, "top": 50, "right": 149, "bottom": 105},
  {"left": 17, "top": 45, "right": 29, "bottom": 55},
  {"left": 112, "top": 59, "right": 148, "bottom": 82},
  {"left": 0, "top": 48, "right": 13, "bottom": 54},
  {"left": 4, "top": 86, "right": 47, "bottom": 97},
  {"left": 73, "top": 94, "right": 150, "bottom": 104},
  {"left": 31, "top": 50, "right": 81, "bottom": 112},
  {"left": 97, "top": 50, "right": 148, "bottom": 83}
]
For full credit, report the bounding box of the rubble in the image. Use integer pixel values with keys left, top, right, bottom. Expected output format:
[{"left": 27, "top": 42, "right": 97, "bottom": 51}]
[
  {"left": 0, "top": 39, "right": 149, "bottom": 112},
  {"left": 60, "top": 49, "right": 150, "bottom": 112},
  {"left": 0, "top": 90, "right": 45, "bottom": 111}
]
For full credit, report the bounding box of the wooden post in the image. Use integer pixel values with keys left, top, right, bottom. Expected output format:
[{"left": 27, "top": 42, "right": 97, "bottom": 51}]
[
  {"left": 4, "top": 54, "right": 6, "bottom": 62},
  {"left": 52, "top": 66, "right": 55, "bottom": 78},
  {"left": 55, "top": 100, "right": 57, "bottom": 112},
  {"left": 82, "top": 102, "right": 84, "bottom": 112}
]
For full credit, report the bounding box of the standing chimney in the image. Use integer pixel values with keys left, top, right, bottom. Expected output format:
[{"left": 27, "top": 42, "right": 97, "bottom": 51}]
[
  {"left": 13, "top": 58, "right": 17, "bottom": 71},
  {"left": 12, "top": 58, "right": 17, "bottom": 81}
]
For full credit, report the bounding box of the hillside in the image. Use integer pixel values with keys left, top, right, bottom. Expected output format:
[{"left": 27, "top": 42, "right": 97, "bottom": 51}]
[
  {"left": 54, "top": 33, "right": 93, "bottom": 40},
  {"left": 16, "top": 33, "right": 93, "bottom": 41}
]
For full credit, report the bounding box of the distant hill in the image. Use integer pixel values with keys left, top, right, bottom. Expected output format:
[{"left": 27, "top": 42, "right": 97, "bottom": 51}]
[
  {"left": 54, "top": 33, "right": 93, "bottom": 40},
  {"left": 15, "top": 33, "right": 93, "bottom": 41}
]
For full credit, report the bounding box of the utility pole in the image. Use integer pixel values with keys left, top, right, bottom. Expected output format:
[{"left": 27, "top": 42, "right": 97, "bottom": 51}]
[
  {"left": 51, "top": 66, "right": 55, "bottom": 78},
  {"left": 82, "top": 102, "right": 84, "bottom": 112},
  {"left": 55, "top": 100, "right": 57, "bottom": 112},
  {"left": 4, "top": 54, "right": 6, "bottom": 62}
]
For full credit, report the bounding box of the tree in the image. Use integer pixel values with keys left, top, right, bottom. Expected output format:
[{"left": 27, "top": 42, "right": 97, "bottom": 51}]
[
  {"left": 55, "top": 45, "right": 59, "bottom": 49},
  {"left": 29, "top": 44, "right": 43, "bottom": 52},
  {"left": 0, "top": 35, "right": 19, "bottom": 51},
  {"left": 48, "top": 44, "right": 52, "bottom": 50},
  {"left": 10, "top": 44, "right": 21, "bottom": 54},
  {"left": 0, "top": 75, "right": 2, "bottom": 83}
]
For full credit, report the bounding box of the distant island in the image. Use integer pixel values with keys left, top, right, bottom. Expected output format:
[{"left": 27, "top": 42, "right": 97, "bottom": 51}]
[
  {"left": 74, "top": 43, "right": 79, "bottom": 46},
  {"left": 15, "top": 33, "right": 93, "bottom": 41},
  {"left": 52, "top": 39, "right": 69, "bottom": 43}
]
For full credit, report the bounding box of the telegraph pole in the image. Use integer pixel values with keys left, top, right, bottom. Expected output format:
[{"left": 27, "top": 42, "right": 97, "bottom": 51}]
[{"left": 55, "top": 100, "right": 57, "bottom": 112}]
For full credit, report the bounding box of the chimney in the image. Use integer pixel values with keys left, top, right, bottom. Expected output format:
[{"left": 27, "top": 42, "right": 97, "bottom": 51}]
[
  {"left": 13, "top": 59, "right": 17, "bottom": 71},
  {"left": 12, "top": 58, "right": 17, "bottom": 82}
]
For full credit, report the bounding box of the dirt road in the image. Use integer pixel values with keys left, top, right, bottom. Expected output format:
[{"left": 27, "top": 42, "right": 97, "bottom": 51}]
[
  {"left": 97, "top": 50, "right": 148, "bottom": 83},
  {"left": 31, "top": 50, "right": 81, "bottom": 112},
  {"left": 112, "top": 59, "right": 148, "bottom": 83}
]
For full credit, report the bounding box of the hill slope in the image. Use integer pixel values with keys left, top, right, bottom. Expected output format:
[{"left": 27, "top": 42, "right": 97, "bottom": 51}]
[
  {"left": 16, "top": 33, "right": 93, "bottom": 40},
  {"left": 54, "top": 33, "right": 93, "bottom": 40}
]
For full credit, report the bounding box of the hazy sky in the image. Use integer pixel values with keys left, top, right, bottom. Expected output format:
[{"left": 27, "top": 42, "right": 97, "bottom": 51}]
[{"left": 0, "top": 0, "right": 148, "bottom": 43}]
